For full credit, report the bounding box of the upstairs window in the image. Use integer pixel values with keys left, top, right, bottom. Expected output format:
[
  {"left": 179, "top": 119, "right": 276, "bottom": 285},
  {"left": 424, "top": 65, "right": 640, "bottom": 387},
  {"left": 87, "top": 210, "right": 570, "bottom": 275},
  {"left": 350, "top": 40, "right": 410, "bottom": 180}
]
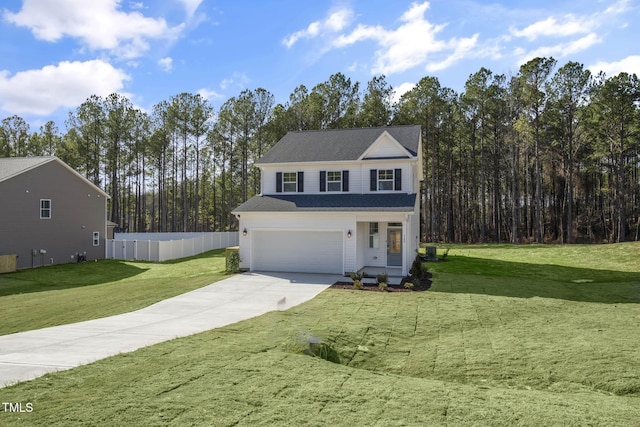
[
  {"left": 327, "top": 171, "right": 342, "bottom": 192},
  {"left": 370, "top": 169, "right": 402, "bottom": 192},
  {"left": 378, "top": 170, "right": 394, "bottom": 191},
  {"left": 40, "top": 199, "right": 51, "bottom": 219},
  {"left": 320, "top": 170, "right": 349, "bottom": 192},
  {"left": 283, "top": 172, "right": 297, "bottom": 192},
  {"left": 276, "top": 171, "right": 304, "bottom": 193}
]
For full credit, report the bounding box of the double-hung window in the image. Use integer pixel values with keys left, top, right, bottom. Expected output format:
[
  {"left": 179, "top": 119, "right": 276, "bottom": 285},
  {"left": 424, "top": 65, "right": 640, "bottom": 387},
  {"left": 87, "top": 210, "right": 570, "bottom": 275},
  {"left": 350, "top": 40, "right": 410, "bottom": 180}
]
[
  {"left": 378, "top": 170, "right": 394, "bottom": 191},
  {"left": 40, "top": 199, "right": 51, "bottom": 219},
  {"left": 283, "top": 172, "right": 297, "bottom": 192},
  {"left": 370, "top": 168, "right": 402, "bottom": 192},
  {"left": 327, "top": 171, "right": 342, "bottom": 192},
  {"left": 320, "top": 170, "right": 349, "bottom": 192},
  {"left": 276, "top": 171, "right": 303, "bottom": 193}
]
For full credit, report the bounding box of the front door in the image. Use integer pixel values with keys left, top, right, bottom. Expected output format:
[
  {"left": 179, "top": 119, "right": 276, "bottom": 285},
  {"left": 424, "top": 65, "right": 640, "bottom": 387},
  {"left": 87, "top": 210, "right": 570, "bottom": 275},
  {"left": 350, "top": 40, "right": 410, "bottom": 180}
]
[{"left": 387, "top": 228, "right": 402, "bottom": 266}]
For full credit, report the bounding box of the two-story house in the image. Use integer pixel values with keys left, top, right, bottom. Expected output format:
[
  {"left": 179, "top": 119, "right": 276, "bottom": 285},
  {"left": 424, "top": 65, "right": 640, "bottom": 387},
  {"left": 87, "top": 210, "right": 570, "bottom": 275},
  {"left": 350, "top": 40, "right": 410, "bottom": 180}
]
[
  {"left": 0, "top": 156, "right": 108, "bottom": 270},
  {"left": 232, "top": 125, "right": 423, "bottom": 277}
]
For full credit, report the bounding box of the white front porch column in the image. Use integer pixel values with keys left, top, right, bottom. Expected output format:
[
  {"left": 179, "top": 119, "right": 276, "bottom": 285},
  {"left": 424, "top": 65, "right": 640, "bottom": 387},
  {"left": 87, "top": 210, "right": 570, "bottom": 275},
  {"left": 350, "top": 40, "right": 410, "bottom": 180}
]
[{"left": 402, "top": 219, "right": 408, "bottom": 276}]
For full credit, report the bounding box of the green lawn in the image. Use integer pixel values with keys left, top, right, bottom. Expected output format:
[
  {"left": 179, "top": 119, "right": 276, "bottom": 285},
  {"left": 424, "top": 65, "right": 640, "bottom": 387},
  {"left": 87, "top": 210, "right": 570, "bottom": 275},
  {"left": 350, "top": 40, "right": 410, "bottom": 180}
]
[
  {"left": 0, "top": 249, "right": 228, "bottom": 335},
  {"left": 1, "top": 243, "right": 639, "bottom": 426}
]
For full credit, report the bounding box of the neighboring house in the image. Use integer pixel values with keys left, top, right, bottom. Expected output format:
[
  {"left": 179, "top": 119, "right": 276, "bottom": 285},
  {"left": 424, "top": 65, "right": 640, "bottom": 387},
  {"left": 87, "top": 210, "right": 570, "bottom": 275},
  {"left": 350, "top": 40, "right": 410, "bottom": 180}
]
[
  {"left": 232, "top": 125, "right": 423, "bottom": 276},
  {"left": 0, "top": 157, "right": 108, "bottom": 269}
]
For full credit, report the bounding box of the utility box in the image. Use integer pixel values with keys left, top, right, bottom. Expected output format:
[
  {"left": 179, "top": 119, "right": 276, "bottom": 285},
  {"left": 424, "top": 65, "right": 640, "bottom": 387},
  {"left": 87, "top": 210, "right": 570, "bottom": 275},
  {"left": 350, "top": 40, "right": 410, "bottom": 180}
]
[{"left": 424, "top": 246, "right": 438, "bottom": 261}]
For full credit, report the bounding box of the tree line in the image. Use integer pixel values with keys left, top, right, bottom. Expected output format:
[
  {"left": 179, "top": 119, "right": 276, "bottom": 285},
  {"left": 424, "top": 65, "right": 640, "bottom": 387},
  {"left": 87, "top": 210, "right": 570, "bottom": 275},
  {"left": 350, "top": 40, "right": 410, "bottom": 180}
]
[{"left": 1, "top": 57, "right": 638, "bottom": 243}]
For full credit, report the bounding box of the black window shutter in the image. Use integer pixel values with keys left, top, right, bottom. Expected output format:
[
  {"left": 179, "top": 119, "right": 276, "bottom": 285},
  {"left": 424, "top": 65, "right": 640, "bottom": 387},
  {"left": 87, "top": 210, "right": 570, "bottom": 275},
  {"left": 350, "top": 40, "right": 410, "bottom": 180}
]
[
  {"left": 320, "top": 171, "right": 326, "bottom": 192},
  {"left": 297, "top": 171, "right": 304, "bottom": 192},
  {"left": 370, "top": 169, "right": 377, "bottom": 191},
  {"left": 342, "top": 170, "right": 349, "bottom": 192},
  {"left": 394, "top": 168, "right": 402, "bottom": 191},
  {"left": 276, "top": 172, "right": 282, "bottom": 193}
]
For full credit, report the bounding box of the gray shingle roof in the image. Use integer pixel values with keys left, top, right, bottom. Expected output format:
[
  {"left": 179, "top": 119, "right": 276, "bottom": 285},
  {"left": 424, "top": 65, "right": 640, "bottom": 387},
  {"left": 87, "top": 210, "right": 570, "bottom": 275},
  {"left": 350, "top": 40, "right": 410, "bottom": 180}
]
[
  {"left": 0, "top": 157, "right": 53, "bottom": 183},
  {"left": 256, "top": 125, "right": 421, "bottom": 164},
  {"left": 233, "top": 193, "right": 417, "bottom": 213},
  {"left": 0, "top": 156, "right": 109, "bottom": 197}
]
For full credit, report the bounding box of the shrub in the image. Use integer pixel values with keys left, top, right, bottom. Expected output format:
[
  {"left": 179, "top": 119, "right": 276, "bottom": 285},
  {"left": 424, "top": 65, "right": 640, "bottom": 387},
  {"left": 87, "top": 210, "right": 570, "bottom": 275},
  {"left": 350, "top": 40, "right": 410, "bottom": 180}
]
[
  {"left": 378, "top": 282, "right": 388, "bottom": 291},
  {"left": 404, "top": 280, "right": 414, "bottom": 290},
  {"left": 376, "top": 273, "right": 388, "bottom": 284},
  {"left": 410, "top": 254, "right": 424, "bottom": 280},
  {"left": 226, "top": 250, "right": 240, "bottom": 274},
  {"left": 351, "top": 272, "right": 365, "bottom": 289}
]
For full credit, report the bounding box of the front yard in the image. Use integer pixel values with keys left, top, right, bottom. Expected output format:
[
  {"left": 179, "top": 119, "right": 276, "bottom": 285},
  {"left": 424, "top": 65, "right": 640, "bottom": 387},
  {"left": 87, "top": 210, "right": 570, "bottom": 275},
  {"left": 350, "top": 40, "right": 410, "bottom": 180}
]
[
  {"left": 0, "top": 243, "right": 639, "bottom": 425},
  {"left": 0, "top": 249, "right": 228, "bottom": 335}
]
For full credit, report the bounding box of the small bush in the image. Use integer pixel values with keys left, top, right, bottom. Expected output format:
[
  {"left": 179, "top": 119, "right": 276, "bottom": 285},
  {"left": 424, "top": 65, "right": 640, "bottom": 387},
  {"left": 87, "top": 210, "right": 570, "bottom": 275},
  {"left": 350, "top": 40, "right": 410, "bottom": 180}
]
[
  {"left": 404, "top": 280, "right": 414, "bottom": 290},
  {"left": 226, "top": 250, "right": 240, "bottom": 274},
  {"left": 378, "top": 282, "right": 388, "bottom": 291},
  {"left": 351, "top": 272, "right": 365, "bottom": 289},
  {"left": 376, "top": 273, "right": 388, "bottom": 284},
  {"left": 410, "top": 254, "right": 424, "bottom": 280}
]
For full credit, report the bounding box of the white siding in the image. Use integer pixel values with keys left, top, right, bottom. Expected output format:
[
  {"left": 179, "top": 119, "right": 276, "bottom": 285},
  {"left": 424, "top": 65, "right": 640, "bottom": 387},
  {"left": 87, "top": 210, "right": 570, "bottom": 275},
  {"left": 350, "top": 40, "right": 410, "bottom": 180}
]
[
  {"left": 362, "top": 132, "right": 412, "bottom": 158},
  {"left": 260, "top": 160, "right": 415, "bottom": 195}
]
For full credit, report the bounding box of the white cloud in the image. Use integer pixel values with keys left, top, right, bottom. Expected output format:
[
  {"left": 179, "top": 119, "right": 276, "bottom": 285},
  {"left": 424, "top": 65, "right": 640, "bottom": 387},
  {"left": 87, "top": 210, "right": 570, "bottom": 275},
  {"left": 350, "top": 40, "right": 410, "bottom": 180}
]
[
  {"left": 392, "top": 82, "right": 416, "bottom": 104},
  {"left": 197, "top": 88, "right": 223, "bottom": 101},
  {"left": 219, "top": 72, "right": 250, "bottom": 91},
  {"left": 283, "top": 7, "right": 353, "bottom": 48},
  {"left": 0, "top": 60, "right": 130, "bottom": 116},
  {"left": 516, "top": 33, "right": 601, "bottom": 64},
  {"left": 158, "top": 56, "right": 173, "bottom": 72},
  {"left": 332, "top": 1, "right": 478, "bottom": 75},
  {"left": 511, "top": 15, "right": 594, "bottom": 41},
  {"left": 176, "top": 0, "right": 204, "bottom": 18},
  {"left": 589, "top": 55, "right": 640, "bottom": 78},
  {"left": 3, "top": 0, "right": 183, "bottom": 59}
]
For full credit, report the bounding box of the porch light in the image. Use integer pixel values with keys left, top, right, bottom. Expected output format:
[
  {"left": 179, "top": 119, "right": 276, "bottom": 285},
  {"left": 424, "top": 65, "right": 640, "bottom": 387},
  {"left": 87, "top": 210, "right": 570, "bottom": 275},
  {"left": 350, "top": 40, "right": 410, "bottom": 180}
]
[
  {"left": 347, "top": 230, "right": 352, "bottom": 238},
  {"left": 243, "top": 228, "right": 247, "bottom": 236}
]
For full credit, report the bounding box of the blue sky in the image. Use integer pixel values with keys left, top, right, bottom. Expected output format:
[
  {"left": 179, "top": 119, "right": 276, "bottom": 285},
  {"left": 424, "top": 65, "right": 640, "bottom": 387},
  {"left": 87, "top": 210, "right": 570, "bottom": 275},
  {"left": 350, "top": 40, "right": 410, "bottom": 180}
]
[{"left": 1, "top": 0, "right": 638, "bottom": 129}]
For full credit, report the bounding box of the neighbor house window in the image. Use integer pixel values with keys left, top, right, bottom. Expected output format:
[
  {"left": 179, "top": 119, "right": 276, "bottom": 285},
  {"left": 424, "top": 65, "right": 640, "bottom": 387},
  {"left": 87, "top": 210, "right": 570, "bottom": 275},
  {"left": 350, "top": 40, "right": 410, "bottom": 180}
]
[
  {"left": 93, "top": 232, "right": 100, "bottom": 246},
  {"left": 327, "top": 171, "right": 342, "bottom": 192},
  {"left": 283, "top": 172, "right": 297, "bottom": 192},
  {"left": 369, "top": 223, "right": 379, "bottom": 248},
  {"left": 40, "top": 199, "right": 51, "bottom": 219},
  {"left": 378, "top": 170, "right": 394, "bottom": 191}
]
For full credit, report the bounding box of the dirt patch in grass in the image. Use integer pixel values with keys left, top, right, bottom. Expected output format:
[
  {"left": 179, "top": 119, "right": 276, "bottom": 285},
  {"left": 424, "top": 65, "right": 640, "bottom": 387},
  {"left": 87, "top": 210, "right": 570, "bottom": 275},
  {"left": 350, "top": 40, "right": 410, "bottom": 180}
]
[{"left": 330, "top": 273, "right": 432, "bottom": 292}]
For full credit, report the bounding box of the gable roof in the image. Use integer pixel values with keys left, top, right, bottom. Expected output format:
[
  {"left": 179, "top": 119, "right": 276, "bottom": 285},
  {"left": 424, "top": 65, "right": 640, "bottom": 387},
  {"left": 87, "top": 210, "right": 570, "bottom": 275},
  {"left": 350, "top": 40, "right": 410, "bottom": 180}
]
[
  {"left": 256, "top": 125, "right": 421, "bottom": 164},
  {"left": 0, "top": 156, "right": 109, "bottom": 197},
  {"left": 233, "top": 193, "right": 416, "bottom": 213}
]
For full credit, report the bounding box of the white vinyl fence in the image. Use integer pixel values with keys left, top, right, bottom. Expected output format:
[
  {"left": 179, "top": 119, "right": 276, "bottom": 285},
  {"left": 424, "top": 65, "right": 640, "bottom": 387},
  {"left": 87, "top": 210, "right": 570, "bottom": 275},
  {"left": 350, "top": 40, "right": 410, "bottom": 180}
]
[{"left": 106, "top": 232, "right": 239, "bottom": 262}]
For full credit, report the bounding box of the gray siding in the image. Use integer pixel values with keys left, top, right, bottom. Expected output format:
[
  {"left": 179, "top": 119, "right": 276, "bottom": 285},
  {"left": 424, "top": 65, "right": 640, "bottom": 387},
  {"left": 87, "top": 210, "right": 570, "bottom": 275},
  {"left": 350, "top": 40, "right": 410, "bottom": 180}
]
[{"left": 0, "top": 161, "right": 107, "bottom": 269}]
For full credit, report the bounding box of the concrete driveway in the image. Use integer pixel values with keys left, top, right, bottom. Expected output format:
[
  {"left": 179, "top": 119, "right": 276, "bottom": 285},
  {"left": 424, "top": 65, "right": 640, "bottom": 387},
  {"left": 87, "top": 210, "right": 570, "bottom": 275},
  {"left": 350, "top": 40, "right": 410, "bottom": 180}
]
[{"left": 0, "top": 272, "right": 338, "bottom": 388}]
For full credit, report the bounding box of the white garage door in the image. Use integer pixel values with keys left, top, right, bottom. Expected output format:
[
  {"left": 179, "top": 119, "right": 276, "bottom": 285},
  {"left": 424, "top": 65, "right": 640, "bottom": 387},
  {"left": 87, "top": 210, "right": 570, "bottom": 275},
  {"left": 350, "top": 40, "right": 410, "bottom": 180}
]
[{"left": 252, "top": 230, "right": 343, "bottom": 274}]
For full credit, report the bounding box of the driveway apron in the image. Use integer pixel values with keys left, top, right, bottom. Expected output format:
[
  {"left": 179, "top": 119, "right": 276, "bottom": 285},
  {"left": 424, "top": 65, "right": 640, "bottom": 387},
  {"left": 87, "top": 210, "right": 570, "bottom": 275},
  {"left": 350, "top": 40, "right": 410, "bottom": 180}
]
[{"left": 0, "top": 272, "right": 337, "bottom": 388}]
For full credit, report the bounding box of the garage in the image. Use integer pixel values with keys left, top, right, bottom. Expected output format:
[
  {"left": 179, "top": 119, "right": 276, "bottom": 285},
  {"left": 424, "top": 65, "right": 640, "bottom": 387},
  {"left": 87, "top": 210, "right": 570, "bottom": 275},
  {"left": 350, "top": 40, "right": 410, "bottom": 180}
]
[{"left": 252, "top": 230, "right": 343, "bottom": 274}]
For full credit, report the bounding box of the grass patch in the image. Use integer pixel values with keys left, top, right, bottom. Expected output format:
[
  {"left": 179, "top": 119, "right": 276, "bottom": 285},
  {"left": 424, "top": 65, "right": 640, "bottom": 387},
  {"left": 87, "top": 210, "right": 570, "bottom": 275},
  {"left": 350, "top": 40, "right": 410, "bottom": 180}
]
[
  {"left": 0, "top": 249, "right": 228, "bottom": 335},
  {"left": 1, "top": 243, "right": 639, "bottom": 425}
]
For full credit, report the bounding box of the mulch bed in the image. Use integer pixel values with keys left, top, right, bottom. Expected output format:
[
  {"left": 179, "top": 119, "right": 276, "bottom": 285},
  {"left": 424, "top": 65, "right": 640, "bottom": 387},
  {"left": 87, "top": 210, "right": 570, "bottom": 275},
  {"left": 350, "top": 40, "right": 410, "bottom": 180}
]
[{"left": 330, "top": 272, "right": 432, "bottom": 292}]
